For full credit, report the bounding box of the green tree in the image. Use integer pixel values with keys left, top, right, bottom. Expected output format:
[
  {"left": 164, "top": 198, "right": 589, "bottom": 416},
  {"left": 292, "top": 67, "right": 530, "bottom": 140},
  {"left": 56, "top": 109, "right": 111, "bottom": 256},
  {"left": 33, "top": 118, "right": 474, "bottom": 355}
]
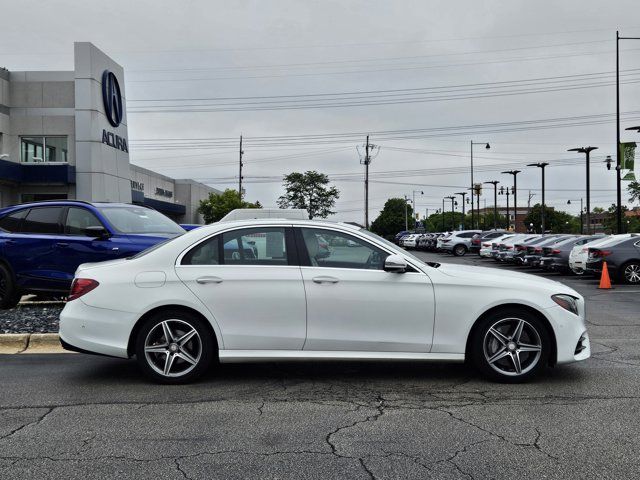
[
  {"left": 277, "top": 171, "right": 339, "bottom": 219},
  {"left": 197, "top": 189, "right": 261, "bottom": 224},
  {"left": 603, "top": 203, "right": 628, "bottom": 233},
  {"left": 628, "top": 180, "right": 640, "bottom": 204},
  {"left": 425, "top": 211, "right": 466, "bottom": 232},
  {"left": 371, "top": 198, "right": 413, "bottom": 237},
  {"left": 523, "top": 203, "right": 580, "bottom": 233}
]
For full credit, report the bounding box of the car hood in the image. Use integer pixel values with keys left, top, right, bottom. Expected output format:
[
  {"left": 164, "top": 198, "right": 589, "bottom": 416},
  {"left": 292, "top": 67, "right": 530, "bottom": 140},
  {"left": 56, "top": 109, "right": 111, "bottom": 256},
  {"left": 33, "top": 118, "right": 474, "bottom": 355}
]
[{"left": 433, "top": 262, "right": 577, "bottom": 294}]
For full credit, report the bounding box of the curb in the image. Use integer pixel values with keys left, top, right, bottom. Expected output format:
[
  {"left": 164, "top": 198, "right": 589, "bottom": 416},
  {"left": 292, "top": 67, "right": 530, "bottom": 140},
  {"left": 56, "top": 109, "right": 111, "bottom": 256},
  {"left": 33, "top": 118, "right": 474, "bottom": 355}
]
[{"left": 0, "top": 333, "right": 68, "bottom": 354}]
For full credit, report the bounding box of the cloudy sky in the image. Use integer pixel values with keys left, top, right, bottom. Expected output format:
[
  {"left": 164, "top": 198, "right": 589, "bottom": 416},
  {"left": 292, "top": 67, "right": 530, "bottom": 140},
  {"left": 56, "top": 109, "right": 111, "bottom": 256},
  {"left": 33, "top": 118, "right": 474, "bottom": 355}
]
[{"left": 1, "top": 0, "right": 640, "bottom": 223}]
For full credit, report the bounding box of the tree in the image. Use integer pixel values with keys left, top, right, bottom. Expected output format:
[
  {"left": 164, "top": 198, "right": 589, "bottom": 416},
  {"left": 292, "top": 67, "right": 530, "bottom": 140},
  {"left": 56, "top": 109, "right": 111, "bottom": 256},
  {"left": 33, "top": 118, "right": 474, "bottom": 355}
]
[
  {"left": 197, "top": 189, "right": 261, "bottom": 224},
  {"left": 371, "top": 198, "right": 413, "bottom": 237},
  {"left": 277, "top": 171, "right": 339, "bottom": 219},
  {"left": 628, "top": 180, "right": 640, "bottom": 205},
  {"left": 523, "top": 204, "right": 580, "bottom": 233}
]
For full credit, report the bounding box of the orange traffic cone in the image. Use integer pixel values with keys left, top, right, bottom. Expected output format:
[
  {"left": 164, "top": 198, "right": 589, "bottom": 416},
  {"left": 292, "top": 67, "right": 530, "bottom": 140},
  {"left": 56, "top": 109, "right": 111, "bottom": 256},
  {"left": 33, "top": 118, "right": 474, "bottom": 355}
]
[{"left": 598, "top": 261, "right": 612, "bottom": 289}]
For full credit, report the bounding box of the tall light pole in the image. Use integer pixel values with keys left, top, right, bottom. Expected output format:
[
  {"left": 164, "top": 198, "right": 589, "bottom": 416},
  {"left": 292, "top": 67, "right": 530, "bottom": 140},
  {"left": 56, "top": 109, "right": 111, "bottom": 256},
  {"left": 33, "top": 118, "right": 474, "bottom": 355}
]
[
  {"left": 527, "top": 163, "right": 549, "bottom": 234},
  {"left": 470, "top": 141, "right": 490, "bottom": 229},
  {"left": 442, "top": 199, "right": 446, "bottom": 231},
  {"left": 617, "top": 32, "right": 640, "bottom": 233},
  {"left": 455, "top": 192, "right": 468, "bottom": 229},
  {"left": 412, "top": 190, "right": 424, "bottom": 228},
  {"left": 500, "top": 186, "right": 512, "bottom": 230},
  {"left": 568, "top": 146, "right": 598, "bottom": 235},
  {"left": 567, "top": 199, "right": 584, "bottom": 234},
  {"left": 404, "top": 195, "right": 410, "bottom": 231},
  {"left": 358, "top": 136, "right": 380, "bottom": 229},
  {"left": 445, "top": 196, "right": 456, "bottom": 231},
  {"left": 483, "top": 181, "right": 499, "bottom": 230},
  {"left": 502, "top": 170, "right": 521, "bottom": 231}
]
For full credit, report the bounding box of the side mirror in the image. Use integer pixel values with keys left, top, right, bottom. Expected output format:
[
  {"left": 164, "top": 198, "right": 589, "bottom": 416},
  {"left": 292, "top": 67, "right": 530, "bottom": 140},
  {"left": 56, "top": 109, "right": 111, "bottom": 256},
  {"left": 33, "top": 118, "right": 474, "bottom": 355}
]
[
  {"left": 85, "top": 226, "right": 110, "bottom": 239},
  {"left": 384, "top": 254, "right": 408, "bottom": 273}
]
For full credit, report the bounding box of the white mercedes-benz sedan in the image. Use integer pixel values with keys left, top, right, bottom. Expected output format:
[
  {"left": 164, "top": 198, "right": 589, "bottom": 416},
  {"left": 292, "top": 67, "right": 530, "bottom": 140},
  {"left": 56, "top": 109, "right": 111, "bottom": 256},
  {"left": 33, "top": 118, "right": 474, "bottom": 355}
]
[{"left": 59, "top": 219, "right": 590, "bottom": 383}]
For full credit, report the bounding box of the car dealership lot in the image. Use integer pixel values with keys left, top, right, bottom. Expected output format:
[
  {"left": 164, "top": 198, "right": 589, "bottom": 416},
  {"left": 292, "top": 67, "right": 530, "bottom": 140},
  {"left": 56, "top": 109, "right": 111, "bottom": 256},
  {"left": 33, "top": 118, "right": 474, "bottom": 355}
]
[{"left": 1, "top": 252, "right": 639, "bottom": 478}]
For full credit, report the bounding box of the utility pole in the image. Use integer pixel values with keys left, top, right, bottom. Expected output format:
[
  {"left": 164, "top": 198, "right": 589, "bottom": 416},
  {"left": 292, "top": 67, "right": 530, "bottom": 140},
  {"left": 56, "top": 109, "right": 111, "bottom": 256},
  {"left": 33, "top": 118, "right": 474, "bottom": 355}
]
[
  {"left": 358, "top": 136, "right": 379, "bottom": 229},
  {"left": 238, "top": 135, "right": 244, "bottom": 201}
]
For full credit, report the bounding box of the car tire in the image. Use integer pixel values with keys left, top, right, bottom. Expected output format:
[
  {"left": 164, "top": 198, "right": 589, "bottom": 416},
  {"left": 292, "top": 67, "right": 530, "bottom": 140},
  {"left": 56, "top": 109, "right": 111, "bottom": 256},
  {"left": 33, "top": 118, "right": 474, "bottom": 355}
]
[
  {"left": 135, "top": 309, "right": 215, "bottom": 384},
  {"left": 453, "top": 244, "right": 467, "bottom": 256},
  {"left": 0, "top": 263, "right": 20, "bottom": 310},
  {"left": 470, "top": 308, "right": 550, "bottom": 383},
  {"left": 620, "top": 261, "right": 640, "bottom": 285}
]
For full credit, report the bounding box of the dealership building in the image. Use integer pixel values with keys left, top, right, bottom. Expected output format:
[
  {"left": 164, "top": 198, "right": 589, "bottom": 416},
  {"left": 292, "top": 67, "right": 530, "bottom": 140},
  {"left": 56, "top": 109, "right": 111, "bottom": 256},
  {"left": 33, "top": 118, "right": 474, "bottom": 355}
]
[{"left": 0, "top": 42, "right": 220, "bottom": 223}]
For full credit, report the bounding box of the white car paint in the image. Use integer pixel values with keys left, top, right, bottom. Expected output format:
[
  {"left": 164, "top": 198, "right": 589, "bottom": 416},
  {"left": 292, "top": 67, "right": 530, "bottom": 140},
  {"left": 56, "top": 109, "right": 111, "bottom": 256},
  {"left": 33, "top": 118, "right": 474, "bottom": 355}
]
[
  {"left": 479, "top": 234, "right": 513, "bottom": 257},
  {"left": 59, "top": 219, "right": 590, "bottom": 375}
]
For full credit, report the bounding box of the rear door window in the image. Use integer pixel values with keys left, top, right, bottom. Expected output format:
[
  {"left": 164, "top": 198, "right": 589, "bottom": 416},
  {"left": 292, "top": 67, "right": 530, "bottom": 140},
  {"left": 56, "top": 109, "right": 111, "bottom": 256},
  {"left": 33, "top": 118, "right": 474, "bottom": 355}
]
[
  {"left": 21, "top": 207, "right": 63, "bottom": 234},
  {"left": 222, "top": 227, "right": 289, "bottom": 266}
]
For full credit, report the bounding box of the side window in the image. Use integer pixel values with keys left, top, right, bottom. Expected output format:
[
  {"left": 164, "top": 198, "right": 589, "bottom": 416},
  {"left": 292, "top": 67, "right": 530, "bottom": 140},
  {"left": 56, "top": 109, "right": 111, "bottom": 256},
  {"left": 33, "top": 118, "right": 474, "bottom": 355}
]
[
  {"left": 182, "top": 235, "right": 221, "bottom": 265},
  {"left": 21, "top": 207, "right": 63, "bottom": 234},
  {"left": 65, "top": 207, "right": 104, "bottom": 235},
  {"left": 222, "top": 227, "right": 288, "bottom": 265},
  {"left": 301, "top": 228, "right": 388, "bottom": 270},
  {"left": 0, "top": 210, "right": 27, "bottom": 233}
]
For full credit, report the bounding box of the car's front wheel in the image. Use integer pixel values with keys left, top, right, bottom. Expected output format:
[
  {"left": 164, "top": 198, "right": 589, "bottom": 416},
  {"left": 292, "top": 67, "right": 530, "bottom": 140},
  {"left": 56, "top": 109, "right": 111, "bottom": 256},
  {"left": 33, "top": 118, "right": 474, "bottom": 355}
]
[
  {"left": 0, "top": 264, "right": 20, "bottom": 310},
  {"left": 135, "top": 310, "right": 215, "bottom": 384},
  {"left": 470, "top": 309, "right": 550, "bottom": 382}
]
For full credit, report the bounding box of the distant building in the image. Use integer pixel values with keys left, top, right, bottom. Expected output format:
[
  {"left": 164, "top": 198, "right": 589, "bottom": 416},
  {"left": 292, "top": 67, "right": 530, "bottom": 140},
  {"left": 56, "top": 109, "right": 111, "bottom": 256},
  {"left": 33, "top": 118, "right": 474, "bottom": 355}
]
[{"left": 477, "top": 206, "right": 532, "bottom": 232}]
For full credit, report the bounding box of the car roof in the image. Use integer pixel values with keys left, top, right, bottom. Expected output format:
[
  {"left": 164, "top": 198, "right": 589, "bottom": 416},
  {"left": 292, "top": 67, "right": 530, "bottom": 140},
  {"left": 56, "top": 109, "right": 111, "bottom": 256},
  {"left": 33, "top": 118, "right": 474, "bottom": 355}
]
[{"left": 197, "top": 218, "right": 363, "bottom": 231}]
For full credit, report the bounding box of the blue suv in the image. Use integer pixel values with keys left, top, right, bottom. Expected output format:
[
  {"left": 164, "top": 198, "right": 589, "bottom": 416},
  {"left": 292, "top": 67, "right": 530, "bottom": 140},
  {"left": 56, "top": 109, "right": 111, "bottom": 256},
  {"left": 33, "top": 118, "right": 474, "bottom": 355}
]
[{"left": 0, "top": 201, "right": 186, "bottom": 308}]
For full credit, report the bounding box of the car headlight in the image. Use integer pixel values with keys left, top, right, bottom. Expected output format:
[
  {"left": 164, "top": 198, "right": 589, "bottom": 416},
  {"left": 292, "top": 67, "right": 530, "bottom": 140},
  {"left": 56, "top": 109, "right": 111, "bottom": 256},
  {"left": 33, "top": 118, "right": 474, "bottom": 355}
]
[{"left": 552, "top": 294, "right": 579, "bottom": 315}]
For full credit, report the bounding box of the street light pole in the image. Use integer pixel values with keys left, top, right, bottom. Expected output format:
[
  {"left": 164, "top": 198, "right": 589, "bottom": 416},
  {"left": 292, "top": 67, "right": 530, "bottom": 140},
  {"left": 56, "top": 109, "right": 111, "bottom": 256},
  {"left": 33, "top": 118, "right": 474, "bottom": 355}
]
[
  {"left": 528, "top": 163, "right": 549, "bottom": 234},
  {"left": 404, "top": 195, "right": 410, "bottom": 231},
  {"left": 568, "top": 146, "right": 598, "bottom": 235},
  {"left": 483, "top": 181, "right": 499, "bottom": 230},
  {"left": 412, "top": 190, "right": 424, "bottom": 229},
  {"left": 502, "top": 170, "right": 521, "bottom": 231},
  {"left": 455, "top": 192, "right": 468, "bottom": 229},
  {"left": 442, "top": 199, "right": 446, "bottom": 231},
  {"left": 446, "top": 196, "right": 456, "bottom": 231},
  {"left": 470, "top": 141, "right": 490, "bottom": 229}
]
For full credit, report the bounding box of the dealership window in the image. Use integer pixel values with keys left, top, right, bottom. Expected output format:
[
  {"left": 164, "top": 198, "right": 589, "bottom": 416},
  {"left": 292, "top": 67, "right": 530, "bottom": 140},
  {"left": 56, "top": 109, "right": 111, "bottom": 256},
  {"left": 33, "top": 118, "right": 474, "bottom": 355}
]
[
  {"left": 20, "top": 136, "right": 68, "bottom": 163},
  {"left": 21, "top": 193, "right": 68, "bottom": 203}
]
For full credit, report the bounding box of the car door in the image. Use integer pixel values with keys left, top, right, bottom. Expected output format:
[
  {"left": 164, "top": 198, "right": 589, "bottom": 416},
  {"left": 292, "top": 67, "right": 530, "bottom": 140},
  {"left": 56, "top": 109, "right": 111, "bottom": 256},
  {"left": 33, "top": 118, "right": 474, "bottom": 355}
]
[
  {"left": 57, "top": 206, "right": 127, "bottom": 280},
  {"left": 175, "top": 226, "right": 307, "bottom": 350},
  {"left": 4, "top": 206, "right": 66, "bottom": 291},
  {"left": 297, "top": 227, "right": 435, "bottom": 353}
]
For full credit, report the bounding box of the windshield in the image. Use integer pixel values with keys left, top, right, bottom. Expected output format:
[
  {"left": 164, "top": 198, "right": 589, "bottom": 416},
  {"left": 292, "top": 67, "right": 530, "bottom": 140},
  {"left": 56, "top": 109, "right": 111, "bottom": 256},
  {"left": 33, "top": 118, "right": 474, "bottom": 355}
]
[
  {"left": 98, "top": 206, "right": 186, "bottom": 235},
  {"left": 359, "top": 229, "right": 428, "bottom": 266}
]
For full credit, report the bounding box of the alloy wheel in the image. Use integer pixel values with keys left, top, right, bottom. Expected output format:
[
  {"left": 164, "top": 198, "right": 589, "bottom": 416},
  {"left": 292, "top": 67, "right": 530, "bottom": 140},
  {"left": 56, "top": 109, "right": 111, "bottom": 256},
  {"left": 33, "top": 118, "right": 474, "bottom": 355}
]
[
  {"left": 144, "top": 319, "right": 202, "bottom": 378},
  {"left": 483, "top": 318, "right": 542, "bottom": 377},
  {"left": 624, "top": 263, "right": 640, "bottom": 284}
]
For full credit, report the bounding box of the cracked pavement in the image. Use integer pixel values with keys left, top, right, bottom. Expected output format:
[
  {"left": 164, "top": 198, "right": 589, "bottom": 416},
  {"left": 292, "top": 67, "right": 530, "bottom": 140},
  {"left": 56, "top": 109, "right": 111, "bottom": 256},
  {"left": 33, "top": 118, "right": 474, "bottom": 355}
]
[{"left": 1, "top": 252, "right": 639, "bottom": 479}]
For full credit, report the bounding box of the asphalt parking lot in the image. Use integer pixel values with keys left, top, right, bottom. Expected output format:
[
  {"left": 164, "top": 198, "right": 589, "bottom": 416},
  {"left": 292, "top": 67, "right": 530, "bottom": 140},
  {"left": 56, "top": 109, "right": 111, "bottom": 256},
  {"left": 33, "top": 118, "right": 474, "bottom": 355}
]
[{"left": 1, "top": 252, "right": 639, "bottom": 479}]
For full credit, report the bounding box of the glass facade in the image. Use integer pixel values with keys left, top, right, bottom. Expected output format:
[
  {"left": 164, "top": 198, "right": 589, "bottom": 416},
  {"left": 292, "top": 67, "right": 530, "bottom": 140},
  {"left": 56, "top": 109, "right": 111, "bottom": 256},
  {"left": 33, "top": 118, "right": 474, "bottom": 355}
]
[{"left": 20, "top": 136, "right": 68, "bottom": 163}]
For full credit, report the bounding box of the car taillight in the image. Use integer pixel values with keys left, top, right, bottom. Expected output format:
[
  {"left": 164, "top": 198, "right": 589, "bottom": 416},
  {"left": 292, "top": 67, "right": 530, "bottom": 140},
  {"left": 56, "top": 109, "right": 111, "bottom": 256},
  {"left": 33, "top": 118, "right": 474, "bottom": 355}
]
[
  {"left": 506, "top": 245, "right": 513, "bottom": 250},
  {"left": 472, "top": 239, "right": 480, "bottom": 245},
  {"left": 483, "top": 243, "right": 490, "bottom": 247},
  {"left": 516, "top": 245, "right": 525, "bottom": 251},
  {"left": 551, "top": 249, "right": 561, "bottom": 254},
  {"left": 68, "top": 278, "right": 99, "bottom": 301},
  {"left": 590, "top": 250, "right": 611, "bottom": 258},
  {"left": 534, "top": 247, "right": 542, "bottom": 253}
]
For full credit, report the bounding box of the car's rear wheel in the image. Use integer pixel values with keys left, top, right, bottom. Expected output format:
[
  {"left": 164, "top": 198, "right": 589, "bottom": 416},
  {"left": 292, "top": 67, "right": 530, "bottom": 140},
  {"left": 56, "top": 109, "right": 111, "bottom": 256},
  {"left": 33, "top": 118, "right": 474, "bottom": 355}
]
[
  {"left": 135, "top": 310, "right": 215, "bottom": 384},
  {"left": 453, "top": 244, "right": 467, "bottom": 256},
  {"left": 0, "top": 264, "right": 20, "bottom": 310},
  {"left": 470, "top": 308, "right": 550, "bottom": 383},
  {"left": 620, "top": 261, "right": 640, "bottom": 284}
]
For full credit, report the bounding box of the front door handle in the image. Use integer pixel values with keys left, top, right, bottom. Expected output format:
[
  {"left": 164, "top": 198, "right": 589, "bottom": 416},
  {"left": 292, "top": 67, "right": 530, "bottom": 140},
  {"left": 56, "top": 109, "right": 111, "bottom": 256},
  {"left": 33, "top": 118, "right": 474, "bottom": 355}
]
[
  {"left": 196, "top": 276, "right": 223, "bottom": 284},
  {"left": 312, "top": 276, "right": 339, "bottom": 284}
]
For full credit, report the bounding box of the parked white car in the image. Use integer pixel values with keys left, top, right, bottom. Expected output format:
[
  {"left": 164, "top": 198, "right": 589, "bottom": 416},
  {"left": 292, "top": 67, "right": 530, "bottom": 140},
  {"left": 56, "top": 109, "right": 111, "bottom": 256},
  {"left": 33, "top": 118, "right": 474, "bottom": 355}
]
[
  {"left": 402, "top": 234, "right": 420, "bottom": 249},
  {"left": 60, "top": 219, "right": 590, "bottom": 384},
  {"left": 439, "top": 230, "right": 482, "bottom": 256},
  {"left": 479, "top": 233, "right": 513, "bottom": 258}
]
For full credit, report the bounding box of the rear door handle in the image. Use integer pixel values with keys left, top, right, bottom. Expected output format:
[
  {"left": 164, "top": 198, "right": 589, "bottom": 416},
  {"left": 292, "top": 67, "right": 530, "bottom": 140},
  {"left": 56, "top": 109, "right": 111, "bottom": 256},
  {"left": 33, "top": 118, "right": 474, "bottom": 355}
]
[
  {"left": 56, "top": 242, "right": 70, "bottom": 248},
  {"left": 196, "top": 276, "right": 223, "bottom": 284},
  {"left": 312, "top": 276, "right": 339, "bottom": 284}
]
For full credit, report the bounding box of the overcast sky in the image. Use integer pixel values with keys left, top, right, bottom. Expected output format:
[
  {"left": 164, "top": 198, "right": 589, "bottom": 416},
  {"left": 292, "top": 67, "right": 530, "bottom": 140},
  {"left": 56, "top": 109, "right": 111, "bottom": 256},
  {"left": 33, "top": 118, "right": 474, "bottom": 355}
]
[{"left": 1, "top": 0, "right": 640, "bottom": 223}]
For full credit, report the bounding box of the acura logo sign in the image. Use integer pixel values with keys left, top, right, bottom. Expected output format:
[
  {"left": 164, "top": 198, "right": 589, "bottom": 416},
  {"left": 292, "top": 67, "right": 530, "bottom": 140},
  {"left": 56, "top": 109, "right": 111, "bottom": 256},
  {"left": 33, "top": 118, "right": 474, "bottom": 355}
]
[{"left": 102, "top": 70, "right": 123, "bottom": 127}]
